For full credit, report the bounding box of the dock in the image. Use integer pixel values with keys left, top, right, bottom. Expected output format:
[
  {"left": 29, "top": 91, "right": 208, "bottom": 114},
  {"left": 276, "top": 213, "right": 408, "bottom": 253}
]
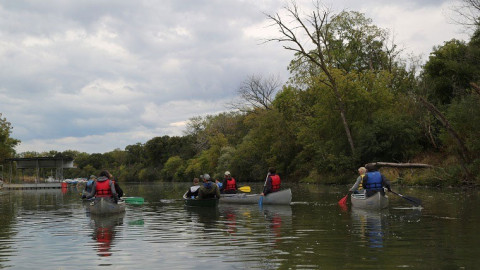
[{"left": 3, "top": 183, "right": 63, "bottom": 190}]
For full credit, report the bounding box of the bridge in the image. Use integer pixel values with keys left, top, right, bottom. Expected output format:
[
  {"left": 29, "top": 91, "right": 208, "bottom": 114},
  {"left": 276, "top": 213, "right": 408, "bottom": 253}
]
[{"left": 3, "top": 156, "right": 75, "bottom": 188}]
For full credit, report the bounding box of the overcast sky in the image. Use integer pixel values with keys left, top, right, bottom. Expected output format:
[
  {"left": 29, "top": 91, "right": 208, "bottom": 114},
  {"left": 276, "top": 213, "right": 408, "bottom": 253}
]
[{"left": 0, "top": 0, "right": 470, "bottom": 154}]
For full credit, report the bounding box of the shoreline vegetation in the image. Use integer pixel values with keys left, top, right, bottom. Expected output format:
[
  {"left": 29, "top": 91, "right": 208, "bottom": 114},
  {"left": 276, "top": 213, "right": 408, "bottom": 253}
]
[{"left": 2, "top": 2, "right": 480, "bottom": 187}]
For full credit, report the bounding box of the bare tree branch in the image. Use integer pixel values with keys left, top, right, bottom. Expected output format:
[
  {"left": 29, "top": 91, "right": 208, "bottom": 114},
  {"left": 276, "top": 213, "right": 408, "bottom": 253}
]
[
  {"left": 418, "top": 96, "right": 472, "bottom": 180},
  {"left": 449, "top": 0, "right": 480, "bottom": 31},
  {"left": 264, "top": 0, "right": 356, "bottom": 155},
  {"left": 229, "top": 74, "right": 282, "bottom": 112}
]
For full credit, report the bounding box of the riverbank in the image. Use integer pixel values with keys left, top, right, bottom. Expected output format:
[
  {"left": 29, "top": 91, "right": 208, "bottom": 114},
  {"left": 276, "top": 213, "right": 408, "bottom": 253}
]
[{"left": 300, "top": 152, "right": 479, "bottom": 187}]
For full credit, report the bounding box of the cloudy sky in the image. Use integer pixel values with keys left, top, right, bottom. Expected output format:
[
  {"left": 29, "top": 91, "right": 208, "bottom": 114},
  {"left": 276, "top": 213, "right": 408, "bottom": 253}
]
[{"left": 0, "top": 0, "right": 470, "bottom": 154}]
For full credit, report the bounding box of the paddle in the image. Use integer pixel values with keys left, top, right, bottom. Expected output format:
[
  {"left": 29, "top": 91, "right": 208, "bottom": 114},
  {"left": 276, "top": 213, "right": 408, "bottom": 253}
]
[
  {"left": 123, "top": 197, "right": 145, "bottom": 205},
  {"left": 389, "top": 190, "right": 422, "bottom": 207},
  {"left": 259, "top": 173, "right": 270, "bottom": 206},
  {"left": 338, "top": 194, "right": 348, "bottom": 205},
  {"left": 238, "top": 186, "right": 251, "bottom": 192}
]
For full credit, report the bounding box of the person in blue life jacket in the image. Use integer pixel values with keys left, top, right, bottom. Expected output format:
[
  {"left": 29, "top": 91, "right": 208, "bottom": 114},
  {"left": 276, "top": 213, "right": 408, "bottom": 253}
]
[
  {"left": 261, "top": 167, "right": 281, "bottom": 196},
  {"left": 197, "top": 174, "right": 221, "bottom": 199},
  {"left": 215, "top": 179, "right": 223, "bottom": 189},
  {"left": 348, "top": 167, "right": 366, "bottom": 196},
  {"left": 362, "top": 164, "right": 391, "bottom": 197},
  {"left": 186, "top": 178, "right": 200, "bottom": 198},
  {"left": 86, "top": 170, "right": 119, "bottom": 203},
  {"left": 82, "top": 175, "right": 97, "bottom": 199}
]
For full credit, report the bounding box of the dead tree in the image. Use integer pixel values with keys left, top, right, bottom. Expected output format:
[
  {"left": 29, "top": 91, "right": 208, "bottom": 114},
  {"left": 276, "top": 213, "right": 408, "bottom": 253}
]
[{"left": 264, "top": 1, "right": 356, "bottom": 155}]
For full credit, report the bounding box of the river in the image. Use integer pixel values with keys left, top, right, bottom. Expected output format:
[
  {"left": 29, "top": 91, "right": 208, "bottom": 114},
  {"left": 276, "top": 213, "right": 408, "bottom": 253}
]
[{"left": 0, "top": 182, "right": 478, "bottom": 269}]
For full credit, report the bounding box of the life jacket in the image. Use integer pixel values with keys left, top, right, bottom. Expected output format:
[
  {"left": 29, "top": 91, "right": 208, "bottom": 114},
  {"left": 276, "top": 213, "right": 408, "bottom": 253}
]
[
  {"left": 224, "top": 177, "right": 237, "bottom": 191},
  {"left": 358, "top": 174, "right": 364, "bottom": 190},
  {"left": 95, "top": 179, "right": 113, "bottom": 197},
  {"left": 364, "top": 171, "right": 382, "bottom": 191},
  {"left": 85, "top": 180, "right": 94, "bottom": 193},
  {"left": 270, "top": 174, "right": 281, "bottom": 192}
]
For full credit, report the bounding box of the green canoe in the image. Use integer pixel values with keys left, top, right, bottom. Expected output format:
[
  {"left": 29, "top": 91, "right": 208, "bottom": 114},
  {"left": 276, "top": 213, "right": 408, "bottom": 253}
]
[{"left": 183, "top": 192, "right": 219, "bottom": 207}]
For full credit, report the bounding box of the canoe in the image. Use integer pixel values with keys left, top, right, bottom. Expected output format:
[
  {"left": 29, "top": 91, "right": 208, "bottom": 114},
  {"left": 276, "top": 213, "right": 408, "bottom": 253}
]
[
  {"left": 183, "top": 192, "right": 219, "bottom": 207},
  {"left": 89, "top": 197, "right": 126, "bottom": 215},
  {"left": 219, "top": 188, "right": 292, "bottom": 205},
  {"left": 351, "top": 192, "right": 388, "bottom": 210}
]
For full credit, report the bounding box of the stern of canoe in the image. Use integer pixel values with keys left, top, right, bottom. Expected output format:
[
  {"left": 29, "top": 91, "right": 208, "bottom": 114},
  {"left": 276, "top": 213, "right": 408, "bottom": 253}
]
[{"left": 351, "top": 192, "right": 388, "bottom": 210}]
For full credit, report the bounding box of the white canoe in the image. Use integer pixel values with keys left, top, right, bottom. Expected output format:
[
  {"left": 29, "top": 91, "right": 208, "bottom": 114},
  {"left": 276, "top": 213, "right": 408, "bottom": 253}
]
[
  {"left": 220, "top": 188, "right": 292, "bottom": 205},
  {"left": 351, "top": 192, "right": 388, "bottom": 210},
  {"left": 89, "top": 197, "right": 126, "bottom": 215}
]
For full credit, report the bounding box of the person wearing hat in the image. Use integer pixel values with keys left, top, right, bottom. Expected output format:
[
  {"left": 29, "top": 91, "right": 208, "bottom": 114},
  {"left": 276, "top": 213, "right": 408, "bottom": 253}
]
[
  {"left": 82, "top": 175, "right": 97, "bottom": 199},
  {"left": 197, "top": 173, "right": 221, "bottom": 199},
  {"left": 362, "top": 164, "right": 391, "bottom": 197},
  {"left": 220, "top": 171, "right": 237, "bottom": 194}
]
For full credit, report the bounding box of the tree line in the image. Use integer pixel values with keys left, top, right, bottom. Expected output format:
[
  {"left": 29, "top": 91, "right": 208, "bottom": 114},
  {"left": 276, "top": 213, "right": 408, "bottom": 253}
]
[{"left": 1, "top": 1, "right": 480, "bottom": 186}]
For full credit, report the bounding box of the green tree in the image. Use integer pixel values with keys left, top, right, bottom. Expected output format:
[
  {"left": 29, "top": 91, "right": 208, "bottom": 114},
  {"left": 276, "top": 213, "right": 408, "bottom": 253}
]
[
  {"left": 125, "top": 143, "right": 146, "bottom": 166},
  {"left": 161, "top": 156, "right": 185, "bottom": 181},
  {"left": 0, "top": 113, "right": 20, "bottom": 162},
  {"left": 422, "top": 39, "right": 478, "bottom": 105},
  {"left": 266, "top": 3, "right": 402, "bottom": 156}
]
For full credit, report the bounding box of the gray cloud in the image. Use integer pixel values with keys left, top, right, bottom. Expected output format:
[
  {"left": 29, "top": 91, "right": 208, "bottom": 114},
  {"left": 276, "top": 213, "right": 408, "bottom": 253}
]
[{"left": 0, "top": 0, "right": 468, "bottom": 153}]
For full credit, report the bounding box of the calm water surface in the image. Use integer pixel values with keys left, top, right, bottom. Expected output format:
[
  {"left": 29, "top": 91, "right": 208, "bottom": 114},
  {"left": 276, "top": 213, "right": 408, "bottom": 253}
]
[{"left": 0, "top": 182, "right": 479, "bottom": 269}]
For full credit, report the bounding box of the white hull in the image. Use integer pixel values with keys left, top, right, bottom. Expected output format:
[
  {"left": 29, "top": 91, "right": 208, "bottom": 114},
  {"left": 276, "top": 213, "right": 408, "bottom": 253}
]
[
  {"left": 89, "top": 198, "right": 126, "bottom": 215},
  {"left": 220, "top": 188, "right": 292, "bottom": 205},
  {"left": 351, "top": 192, "right": 388, "bottom": 210}
]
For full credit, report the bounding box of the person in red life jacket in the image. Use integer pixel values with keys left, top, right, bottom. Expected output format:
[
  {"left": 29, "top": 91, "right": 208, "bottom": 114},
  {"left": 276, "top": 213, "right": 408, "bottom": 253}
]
[
  {"left": 220, "top": 171, "right": 237, "bottom": 194},
  {"left": 362, "top": 164, "right": 391, "bottom": 198},
  {"left": 261, "top": 167, "right": 281, "bottom": 196},
  {"left": 86, "top": 170, "right": 119, "bottom": 203}
]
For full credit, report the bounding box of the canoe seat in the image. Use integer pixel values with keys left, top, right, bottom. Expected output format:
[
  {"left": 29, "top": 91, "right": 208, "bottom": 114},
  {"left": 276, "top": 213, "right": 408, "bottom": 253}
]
[{"left": 352, "top": 193, "right": 366, "bottom": 199}]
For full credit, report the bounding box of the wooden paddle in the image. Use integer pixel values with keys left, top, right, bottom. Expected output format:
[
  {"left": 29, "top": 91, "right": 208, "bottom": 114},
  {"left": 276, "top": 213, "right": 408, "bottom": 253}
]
[
  {"left": 389, "top": 190, "right": 422, "bottom": 207},
  {"left": 238, "top": 186, "right": 251, "bottom": 192}
]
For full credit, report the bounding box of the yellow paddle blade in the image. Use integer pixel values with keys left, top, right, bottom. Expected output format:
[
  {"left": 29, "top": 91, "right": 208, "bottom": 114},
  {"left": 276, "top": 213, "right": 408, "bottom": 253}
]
[{"left": 238, "top": 186, "right": 251, "bottom": 192}]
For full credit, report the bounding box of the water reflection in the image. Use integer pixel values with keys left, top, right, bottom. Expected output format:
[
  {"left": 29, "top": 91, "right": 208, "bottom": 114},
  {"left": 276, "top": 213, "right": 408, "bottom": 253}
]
[
  {"left": 1, "top": 184, "right": 478, "bottom": 269},
  {"left": 184, "top": 206, "right": 220, "bottom": 230},
  {"left": 217, "top": 204, "right": 292, "bottom": 244},
  {"left": 351, "top": 208, "right": 388, "bottom": 248},
  {"left": 262, "top": 205, "right": 292, "bottom": 244},
  {"left": 89, "top": 213, "right": 125, "bottom": 257}
]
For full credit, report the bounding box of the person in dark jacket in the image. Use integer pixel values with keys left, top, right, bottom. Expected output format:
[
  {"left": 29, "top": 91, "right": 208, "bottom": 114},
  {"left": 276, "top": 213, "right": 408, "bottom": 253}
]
[
  {"left": 108, "top": 171, "right": 123, "bottom": 198},
  {"left": 197, "top": 174, "right": 221, "bottom": 199},
  {"left": 261, "top": 167, "right": 281, "bottom": 196},
  {"left": 185, "top": 178, "right": 200, "bottom": 198},
  {"left": 362, "top": 164, "right": 391, "bottom": 197}
]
